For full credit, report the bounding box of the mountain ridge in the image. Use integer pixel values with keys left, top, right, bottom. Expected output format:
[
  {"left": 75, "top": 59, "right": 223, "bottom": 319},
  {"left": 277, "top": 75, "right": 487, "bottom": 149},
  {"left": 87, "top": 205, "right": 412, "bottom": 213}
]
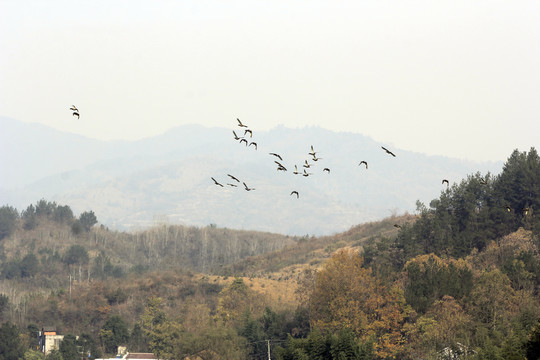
[{"left": 0, "top": 116, "right": 502, "bottom": 235}]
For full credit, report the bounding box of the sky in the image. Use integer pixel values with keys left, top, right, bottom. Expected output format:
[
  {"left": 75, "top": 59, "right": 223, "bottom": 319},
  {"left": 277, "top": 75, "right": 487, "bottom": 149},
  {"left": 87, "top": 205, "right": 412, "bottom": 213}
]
[{"left": 1, "top": 0, "right": 539, "bottom": 162}]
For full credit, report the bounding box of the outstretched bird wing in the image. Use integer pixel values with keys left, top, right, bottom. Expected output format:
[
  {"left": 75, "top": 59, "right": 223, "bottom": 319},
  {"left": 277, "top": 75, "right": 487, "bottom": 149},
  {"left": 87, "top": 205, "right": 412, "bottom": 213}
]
[
  {"left": 211, "top": 177, "right": 223, "bottom": 187},
  {"left": 381, "top": 146, "right": 396, "bottom": 157},
  {"left": 269, "top": 153, "right": 283, "bottom": 161}
]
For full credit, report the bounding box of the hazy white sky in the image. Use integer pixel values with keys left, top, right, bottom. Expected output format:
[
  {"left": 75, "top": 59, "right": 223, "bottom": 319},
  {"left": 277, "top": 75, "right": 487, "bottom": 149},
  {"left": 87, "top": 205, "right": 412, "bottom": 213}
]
[{"left": 1, "top": 0, "right": 539, "bottom": 162}]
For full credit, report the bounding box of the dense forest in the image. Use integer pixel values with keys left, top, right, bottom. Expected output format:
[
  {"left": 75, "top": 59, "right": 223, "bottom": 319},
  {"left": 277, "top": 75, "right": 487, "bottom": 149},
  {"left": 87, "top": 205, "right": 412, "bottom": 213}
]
[{"left": 0, "top": 148, "right": 539, "bottom": 359}]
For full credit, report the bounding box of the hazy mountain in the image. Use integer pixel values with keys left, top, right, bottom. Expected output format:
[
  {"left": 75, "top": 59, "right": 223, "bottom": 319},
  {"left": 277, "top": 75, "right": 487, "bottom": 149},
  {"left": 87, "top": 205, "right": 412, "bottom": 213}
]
[{"left": 0, "top": 116, "right": 502, "bottom": 235}]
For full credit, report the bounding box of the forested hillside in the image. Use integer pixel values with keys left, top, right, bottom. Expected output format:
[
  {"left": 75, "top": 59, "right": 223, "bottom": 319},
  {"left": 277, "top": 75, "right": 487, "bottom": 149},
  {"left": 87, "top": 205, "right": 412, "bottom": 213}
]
[{"left": 0, "top": 148, "right": 539, "bottom": 360}]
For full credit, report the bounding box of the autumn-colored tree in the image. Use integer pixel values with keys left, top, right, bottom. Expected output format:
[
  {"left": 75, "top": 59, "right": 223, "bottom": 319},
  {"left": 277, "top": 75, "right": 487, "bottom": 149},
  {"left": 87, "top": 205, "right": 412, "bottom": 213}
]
[
  {"left": 216, "top": 277, "right": 266, "bottom": 327},
  {"left": 309, "top": 250, "right": 410, "bottom": 359},
  {"left": 469, "top": 269, "right": 519, "bottom": 332},
  {"left": 407, "top": 295, "right": 472, "bottom": 357}
]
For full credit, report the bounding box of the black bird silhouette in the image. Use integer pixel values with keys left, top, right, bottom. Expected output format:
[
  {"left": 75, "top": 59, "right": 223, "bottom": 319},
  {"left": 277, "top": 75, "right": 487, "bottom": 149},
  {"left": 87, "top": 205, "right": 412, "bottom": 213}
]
[
  {"left": 269, "top": 153, "right": 283, "bottom": 161},
  {"left": 237, "top": 118, "right": 248, "bottom": 127},
  {"left": 442, "top": 179, "right": 449, "bottom": 186},
  {"left": 239, "top": 139, "right": 248, "bottom": 146},
  {"left": 381, "top": 146, "right": 396, "bottom": 157},
  {"left": 323, "top": 168, "right": 330, "bottom": 173},
  {"left": 290, "top": 191, "right": 299, "bottom": 198},
  {"left": 274, "top": 161, "right": 287, "bottom": 171},
  {"left": 70, "top": 105, "right": 78, "bottom": 112},
  {"left": 479, "top": 178, "right": 488, "bottom": 185},
  {"left": 243, "top": 182, "right": 255, "bottom": 191},
  {"left": 227, "top": 183, "right": 238, "bottom": 187},
  {"left": 244, "top": 129, "right": 253, "bottom": 137},
  {"left": 359, "top": 161, "right": 368, "bottom": 169},
  {"left": 72, "top": 111, "right": 80, "bottom": 119},
  {"left": 227, "top": 174, "right": 240, "bottom": 183},
  {"left": 249, "top": 142, "right": 257, "bottom": 150},
  {"left": 211, "top": 177, "right": 224, "bottom": 187},
  {"left": 232, "top": 130, "right": 243, "bottom": 140}
]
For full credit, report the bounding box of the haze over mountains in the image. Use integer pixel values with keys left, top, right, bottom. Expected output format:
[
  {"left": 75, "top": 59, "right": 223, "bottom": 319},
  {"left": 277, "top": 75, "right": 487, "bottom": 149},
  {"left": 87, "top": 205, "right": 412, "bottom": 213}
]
[{"left": 0, "top": 116, "right": 502, "bottom": 235}]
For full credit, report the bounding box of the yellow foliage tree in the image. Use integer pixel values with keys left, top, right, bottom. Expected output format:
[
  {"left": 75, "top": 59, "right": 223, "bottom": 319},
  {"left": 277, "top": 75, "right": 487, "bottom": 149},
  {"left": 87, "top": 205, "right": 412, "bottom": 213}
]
[{"left": 310, "top": 249, "right": 411, "bottom": 358}]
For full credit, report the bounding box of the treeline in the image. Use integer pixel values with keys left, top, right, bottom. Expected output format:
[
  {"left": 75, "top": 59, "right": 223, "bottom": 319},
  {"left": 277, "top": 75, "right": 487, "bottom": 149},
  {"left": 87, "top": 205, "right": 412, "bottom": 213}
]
[{"left": 0, "top": 199, "right": 296, "bottom": 283}]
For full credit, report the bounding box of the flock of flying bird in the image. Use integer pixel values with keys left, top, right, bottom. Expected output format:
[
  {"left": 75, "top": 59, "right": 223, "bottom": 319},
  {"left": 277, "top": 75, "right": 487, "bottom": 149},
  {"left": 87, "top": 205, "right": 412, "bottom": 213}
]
[
  {"left": 209, "top": 117, "right": 531, "bottom": 223},
  {"left": 67, "top": 108, "right": 530, "bottom": 219},
  {"left": 210, "top": 118, "right": 402, "bottom": 200}
]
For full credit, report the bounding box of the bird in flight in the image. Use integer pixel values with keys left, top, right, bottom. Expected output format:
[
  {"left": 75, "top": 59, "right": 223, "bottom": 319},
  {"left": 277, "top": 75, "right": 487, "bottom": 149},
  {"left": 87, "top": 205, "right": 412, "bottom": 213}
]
[
  {"left": 227, "top": 183, "right": 238, "bottom": 187},
  {"left": 269, "top": 153, "right": 283, "bottom": 161},
  {"left": 359, "top": 161, "right": 368, "bottom": 169},
  {"left": 243, "top": 182, "right": 255, "bottom": 191},
  {"left": 290, "top": 191, "right": 299, "bottom": 198},
  {"left": 244, "top": 129, "right": 253, "bottom": 138},
  {"left": 442, "top": 179, "right": 449, "bottom": 186},
  {"left": 232, "top": 130, "right": 243, "bottom": 140},
  {"left": 239, "top": 139, "right": 248, "bottom": 146},
  {"left": 302, "top": 169, "right": 312, "bottom": 177},
  {"left": 323, "top": 168, "right": 330, "bottom": 173},
  {"left": 274, "top": 161, "right": 287, "bottom": 171},
  {"left": 381, "top": 146, "right": 396, "bottom": 157},
  {"left": 303, "top": 160, "right": 312, "bottom": 168},
  {"left": 394, "top": 224, "right": 402, "bottom": 228},
  {"left": 249, "top": 142, "right": 257, "bottom": 150},
  {"left": 211, "top": 177, "right": 224, "bottom": 187},
  {"left": 70, "top": 105, "right": 78, "bottom": 112},
  {"left": 523, "top": 207, "right": 530, "bottom": 216},
  {"left": 227, "top": 174, "right": 240, "bottom": 183},
  {"left": 308, "top": 145, "right": 317, "bottom": 156},
  {"left": 504, "top": 205, "right": 512, "bottom": 212},
  {"left": 312, "top": 155, "right": 323, "bottom": 162},
  {"left": 293, "top": 165, "right": 300, "bottom": 175},
  {"left": 72, "top": 112, "right": 80, "bottom": 119},
  {"left": 237, "top": 118, "right": 248, "bottom": 127},
  {"left": 479, "top": 178, "right": 488, "bottom": 185}
]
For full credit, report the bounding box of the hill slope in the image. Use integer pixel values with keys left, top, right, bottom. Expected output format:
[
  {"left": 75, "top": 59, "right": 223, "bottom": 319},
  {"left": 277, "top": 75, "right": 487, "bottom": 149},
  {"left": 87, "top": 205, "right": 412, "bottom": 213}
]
[{"left": 0, "top": 117, "right": 501, "bottom": 235}]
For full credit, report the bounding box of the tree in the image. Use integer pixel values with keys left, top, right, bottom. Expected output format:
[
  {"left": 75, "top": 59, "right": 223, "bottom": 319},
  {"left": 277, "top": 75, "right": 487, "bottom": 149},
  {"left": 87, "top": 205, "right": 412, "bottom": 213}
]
[
  {"left": 23, "top": 349, "right": 44, "bottom": 360},
  {"left": 525, "top": 321, "right": 540, "bottom": 360},
  {"left": 79, "top": 211, "right": 97, "bottom": 232},
  {"left": 0, "top": 294, "right": 9, "bottom": 321},
  {"left": 22, "top": 204, "right": 37, "bottom": 230},
  {"left": 77, "top": 333, "right": 102, "bottom": 360},
  {"left": 0, "top": 321, "right": 25, "bottom": 360},
  {"left": 44, "top": 349, "right": 63, "bottom": 360},
  {"left": 21, "top": 253, "right": 39, "bottom": 278},
  {"left": 59, "top": 334, "right": 78, "bottom": 360},
  {"left": 100, "top": 315, "right": 129, "bottom": 354},
  {"left": 52, "top": 205, "right": 74, "bottom": 224},
  {"left": 309, "top": 250, "right": 409, "bottom": 359},
  {"left": 470, "top": 269, "right": 519, "bottom": 332},
  {"left": 63, "top": 245, "right": 89, "bottom": 266},
  {"left": 0, "top": 205, "right": 18, "bottom": 240}
]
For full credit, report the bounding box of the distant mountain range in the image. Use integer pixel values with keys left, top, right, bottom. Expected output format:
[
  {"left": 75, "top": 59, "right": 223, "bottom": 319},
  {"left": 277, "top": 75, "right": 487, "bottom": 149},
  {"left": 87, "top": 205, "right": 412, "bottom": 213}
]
[{"left": 0, "top": 116, "right": 502, "bottom": 235}]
